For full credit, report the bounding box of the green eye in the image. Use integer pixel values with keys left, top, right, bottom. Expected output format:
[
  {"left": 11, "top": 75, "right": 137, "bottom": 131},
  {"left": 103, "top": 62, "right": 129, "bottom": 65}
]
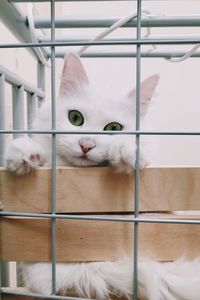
[
  {"left": 68, "top": 110, "right": 84, "bottom": 126},
  {"left": 104, "top": 122, "right": 123, "bottom": 131}
]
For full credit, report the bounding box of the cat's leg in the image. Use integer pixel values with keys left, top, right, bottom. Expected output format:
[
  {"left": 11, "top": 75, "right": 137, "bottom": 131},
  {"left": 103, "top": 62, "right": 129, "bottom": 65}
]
[
  {"left": 6, "top": 136, "right": 46, "bottom": 175},
  {"left": 108, "top": 136, "right": 150, "bottom": 173}
]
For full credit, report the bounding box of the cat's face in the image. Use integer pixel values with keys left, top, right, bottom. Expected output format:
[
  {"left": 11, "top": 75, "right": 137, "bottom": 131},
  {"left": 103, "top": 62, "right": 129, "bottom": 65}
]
[
  {"left": 55, "top": 84, "right": 136, "bottom": 166},
  {"left": 38, "top": 53, "right": 159, "bottom": 167}
]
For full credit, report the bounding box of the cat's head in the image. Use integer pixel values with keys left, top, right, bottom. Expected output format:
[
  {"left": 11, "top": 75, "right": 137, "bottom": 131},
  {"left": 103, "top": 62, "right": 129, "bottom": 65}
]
[{"left": 40, "top": 53, "right": 159, "bottom": 167}]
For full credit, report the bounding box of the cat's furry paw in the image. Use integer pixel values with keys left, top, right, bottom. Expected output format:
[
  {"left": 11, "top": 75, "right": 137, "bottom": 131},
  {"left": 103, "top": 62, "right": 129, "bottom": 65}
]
[
  {"left": 6, "top": 137, "right": 45, "bottom": 175},
  {"left": 108, "top": 138, "right": 149, "bottom": 174}
]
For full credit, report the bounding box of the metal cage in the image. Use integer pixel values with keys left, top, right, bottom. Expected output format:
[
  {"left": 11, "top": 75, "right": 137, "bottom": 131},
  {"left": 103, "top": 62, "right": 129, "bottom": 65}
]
[{"left": 1, "top": 1, "right": 200, "bottom": 300}]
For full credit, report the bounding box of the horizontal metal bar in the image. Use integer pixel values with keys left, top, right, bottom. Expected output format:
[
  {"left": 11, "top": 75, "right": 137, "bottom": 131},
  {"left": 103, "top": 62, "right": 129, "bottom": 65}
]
[
  {"left": 8, "top": 0, "right": 168, "bottom": 2},
  {"left": 39, "top": 37, "right": 138, "bottom": 43},
  {"left": 1, "top": 289, "right": 92, "bottom": 300},
  {"left": 33, "top": 16, "right": 200, "bottom": 29},
  {"left": 1, "top": 38, "right": 200, "bottom": 49},
  {"left": 49, "top": 50, "right": 200, "bottom": 59},
  {"left": 9, "top": 0, "right": 182, "bottom": 2},
  {"left": 0, "top": 0, "right": 47, "bottom": 62},
  {"left": 0, "top": 130, "right": 200, "bottom": 135},
  {"left": 39, "top": 35, "right": 200, "bottom": 43},
  {"left": 1, "top": 211, "right": 200, "bottom": 225},
  {"left": 0, "top": 65, "right": 45, "bottom": 98}
]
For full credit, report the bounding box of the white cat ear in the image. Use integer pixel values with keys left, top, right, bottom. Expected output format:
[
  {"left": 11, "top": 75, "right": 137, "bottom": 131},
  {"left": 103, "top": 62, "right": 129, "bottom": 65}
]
[
  {"left": 128, "top": 74, "right": 159, "bottom": 115},
  {"left": 59, "top": 52, "right": 89, "bottom": 96}
]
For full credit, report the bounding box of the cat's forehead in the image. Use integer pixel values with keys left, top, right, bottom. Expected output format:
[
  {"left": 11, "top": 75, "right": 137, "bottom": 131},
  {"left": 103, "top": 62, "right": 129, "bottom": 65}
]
[
  {"left": 56, "top": 84, "right": 136, "bottom": 131},
  {"left": 59, "top": 85, "right": 130, "bottom": 114}
]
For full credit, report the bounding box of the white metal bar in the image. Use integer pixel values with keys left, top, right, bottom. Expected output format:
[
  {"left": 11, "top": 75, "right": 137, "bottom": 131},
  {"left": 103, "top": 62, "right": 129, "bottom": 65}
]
[
  {"left": 37, "top": 62, "right": 46, "bottom": 93},
  {"left": 39, "top": 35, "right": 200, "bottom": 43},
  {"left": 37, "top": 61, "right": 45, "bottom": 107},
  {"left": 7, "top": 0, "right": 172, "bottom": 2},
  {"left": 12, "top": 85, "right": 25, "bottom": 139},
  {"left": 27, "top": 93, "right": 38, "bottom": 133},
  {"left": 0, "top": 0, "right": 48, "bottom": 62},
  {"left": 1, "top": 129, "right": 200, "bottom": 136},
  {"left": 33, "top": 16, "right": 200, "bottom": 29},
  {"left": 133, "top": 1, "right": 141, "bottom": 298},
  {"left": 0, "top": 74, "right": 10, "bottom": 288},
  {"left": 1, "top": 38, "right": 200, "bottom": 49},
  {"left": 0, "top": 65, "right": 45, "bottom": 98},
  {"left": 50, "top": 50, "right": 200, "bottom": 58},
  {"left": 1, "top": 211, "right": 200, "bottom": 226},
  {"left": 50, "top": 0, "right": 57, "bottom": 295},
  {"left": 0, "top": 74, "right": 5, "bottom": 166}
]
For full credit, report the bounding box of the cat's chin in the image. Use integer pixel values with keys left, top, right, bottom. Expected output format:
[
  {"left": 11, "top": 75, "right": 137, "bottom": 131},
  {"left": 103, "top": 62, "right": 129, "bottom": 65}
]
[{"left": 71, "top": 156, "right": 100, "bottom": 167}]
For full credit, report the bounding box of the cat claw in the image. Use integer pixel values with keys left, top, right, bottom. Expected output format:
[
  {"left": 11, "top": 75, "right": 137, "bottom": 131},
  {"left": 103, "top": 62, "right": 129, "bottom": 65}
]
[
  {"left": 7, "top": 154, "right": 42, "bottom": 176},
  {"left": 109, "top": 143, "right": 149, "bottom": 174},
  {"left": 29, "top": 154, "right": 42, "bottom": 167},
  {"left": 30, "top": 154, "right": 40, "bottom": 162},
  {"left": 6, "top": 137, "right": 45, "bottom": 176}
]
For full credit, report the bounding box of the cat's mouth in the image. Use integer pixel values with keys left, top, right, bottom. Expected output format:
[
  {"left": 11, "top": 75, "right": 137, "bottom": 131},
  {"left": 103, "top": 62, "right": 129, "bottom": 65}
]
[
  {"left": 77, "top": 153, "right": 94, "bottom": 162},
  {"left": 73, "top": 154, "right": 99, "bottom": 166},
  {"left": 80, "top": 154, "right": 89, "bottom": 160},
  {"left": 73, "top": 154, "right": 109, "bottom": 167}
]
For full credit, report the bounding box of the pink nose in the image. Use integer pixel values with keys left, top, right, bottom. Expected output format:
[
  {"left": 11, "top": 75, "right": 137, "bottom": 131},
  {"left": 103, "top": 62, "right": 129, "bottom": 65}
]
[
  {"left": 80, "top": 145, "right": 93, "bottom": 154},
  {"left": 79, "top": 138, "right": 96, "bottom": 154}
]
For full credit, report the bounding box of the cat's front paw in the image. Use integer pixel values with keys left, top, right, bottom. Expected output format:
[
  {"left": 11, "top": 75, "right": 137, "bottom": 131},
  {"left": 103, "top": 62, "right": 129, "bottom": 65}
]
[
  {"left": 108, "top": 139, "right": 149, "bottom": 174},
  {"left": 7, "top": 152, "right": 41, "bottom": 175},
  {"left": 6, "top": 137, "right": 45, "bottom": 175}
]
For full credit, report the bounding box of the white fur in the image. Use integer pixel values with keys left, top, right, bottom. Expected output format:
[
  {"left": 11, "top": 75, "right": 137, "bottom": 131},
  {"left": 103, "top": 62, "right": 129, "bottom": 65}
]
[
  {"left": 21, "top": 259, "right": 133, "bottom": 299},
  {"left": 7, "top": 53, "right": 199, "bottom": 300},
  {"left": 6, "top": 83, "right": 152, "bottom": 174},
  {"left": 139, "top": 258, "right": 200, "bottom": 300},
  {"left": 21, "top": 258, "right": 200, "bottom": 300},
  {"left": 6, "top": 54, "right": 158, "bottom": 175},
  {"left": 6, "top": 137, "right": 46, "bottom": 175}
]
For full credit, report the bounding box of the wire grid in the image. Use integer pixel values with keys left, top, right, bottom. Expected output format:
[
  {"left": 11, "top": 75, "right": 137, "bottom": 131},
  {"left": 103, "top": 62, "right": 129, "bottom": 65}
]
[{"left": 1, "top": 1, "right": 200, "bottom": 300}]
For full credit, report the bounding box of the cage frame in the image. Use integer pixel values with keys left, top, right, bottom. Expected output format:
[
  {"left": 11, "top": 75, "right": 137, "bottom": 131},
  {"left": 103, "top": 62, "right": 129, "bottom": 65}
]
[{"left": 1, "top": 1, "right": 200, "bottom": 300}]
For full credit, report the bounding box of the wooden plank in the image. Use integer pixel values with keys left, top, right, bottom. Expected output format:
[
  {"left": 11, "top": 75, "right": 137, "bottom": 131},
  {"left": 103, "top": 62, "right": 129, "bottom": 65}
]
[
  {"left": 1, "top": 166, "right": 200, "bottom": 212},
  {"left": 0, "top": 217, "right": 132, "bottom": 262},
  {"left": 1, "top": 214, "right": 200, "bottom": 262}
]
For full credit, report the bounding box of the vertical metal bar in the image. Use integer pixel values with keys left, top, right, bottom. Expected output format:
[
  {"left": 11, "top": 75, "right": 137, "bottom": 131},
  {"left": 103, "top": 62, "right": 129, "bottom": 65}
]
[
  {"left": 27, "top": 93, "right": 38, "bottom": 133},
  {"left": 50, "top": 0, "right": 57, "bottom": 296},
  {"left": 37, "top": 61, "right": 45, "bottom": 107},
  {"left": 37, "top": 61, "right": 45, "bottom": 92},
  {"left": 0, "top": 77, "right": 10, "bottom": 290},
  {"left": 134, "top": 0, "right": 142, "bottom": 299},
  {"left": 0, "top": 263, "right": 10, "bottom": 288},
  {"left": 12, "top": 85, "right": 24, "bottom": 139},
  {"left": 12, "top": 84, "right": 25, "bottom": 286},
  {"left": 0, "top": 74, "right": 5, "bottom": 166}
]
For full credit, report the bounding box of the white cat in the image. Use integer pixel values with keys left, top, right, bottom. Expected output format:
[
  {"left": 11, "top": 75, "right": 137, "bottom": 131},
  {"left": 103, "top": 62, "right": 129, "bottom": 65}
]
[
  {"left": 6, "top": 53, "right": 200, "bottom": 300},
  {"left": 6, "top": 53, "right": 158, "bottom": 175}
]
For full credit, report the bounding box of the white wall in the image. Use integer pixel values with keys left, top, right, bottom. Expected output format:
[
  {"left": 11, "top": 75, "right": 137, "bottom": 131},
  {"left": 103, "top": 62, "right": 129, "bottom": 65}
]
[{"left": 1, "top": 1, "right": 200, "bottom": 167}]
